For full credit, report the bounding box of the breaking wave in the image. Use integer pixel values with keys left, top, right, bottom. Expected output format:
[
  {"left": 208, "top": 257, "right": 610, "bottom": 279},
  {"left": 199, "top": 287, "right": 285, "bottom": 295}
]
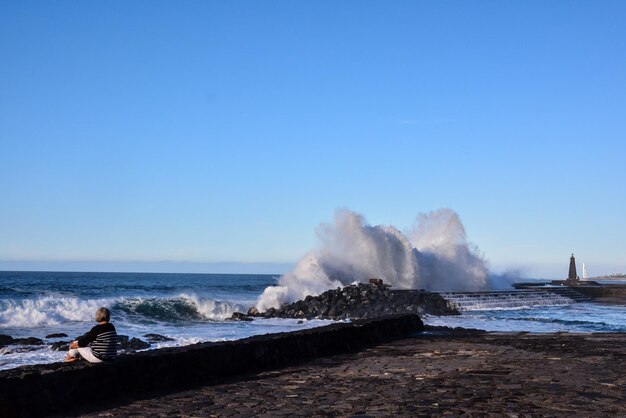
[
  {"left": 0, "top": 294, "right": 245, "bottom": 328},
  {"left": 257, "top": 208, "right": 490, "bottom": 311},
  {"left": 114, "top": 294, "right": 245, "bottom": 322},
  {"left": 0, "top": 296, "right": 111, "bottom": 328}
]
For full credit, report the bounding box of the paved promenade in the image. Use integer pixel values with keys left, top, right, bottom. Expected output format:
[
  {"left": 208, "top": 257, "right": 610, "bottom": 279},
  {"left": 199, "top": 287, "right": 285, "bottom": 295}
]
[{"left": 64, "top": 331, "right": 626, "bottom": 417}]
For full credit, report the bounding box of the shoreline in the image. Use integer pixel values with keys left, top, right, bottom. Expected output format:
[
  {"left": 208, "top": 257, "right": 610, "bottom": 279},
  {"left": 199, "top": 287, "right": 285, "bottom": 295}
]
[
  {"left": 64, "top": 329, "right": 626, "bottom": 417},
  {"left": 2, "top": 323, "right": 624, "bottom": 417},
  {"left": 0, "top": 315, "right": 423, "bottom": 417}
]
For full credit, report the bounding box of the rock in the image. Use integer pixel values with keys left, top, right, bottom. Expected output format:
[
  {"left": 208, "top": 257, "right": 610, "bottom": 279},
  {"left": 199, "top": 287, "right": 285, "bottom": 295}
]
[
  {"left": 50, "top": 341, "right": 71, "bottom": 351},
  {"left": 13, "top": 337, "right": 44, "bottom": 346},
  {"left": 247, "top": 306, "right": 260, "bottom": 316},
  {"left": 143, "top": 334, "right": 175, "bottom": 343},
  {"left": 228, "top": 312, "right": 254, "bottom": 321},
  {"left": 0, "top": 334, "right": 14, "bottom": 347},
  {"left": 259, "top": 282, "right": 459, "bottom": 320},
  {"left": 129, "top": 338, "right": 151, "bottom": 350},
  {"left": 118, "top": 335, "right": 151, "bottom": 351},
  {"left": 45, "top": 333, "right": 68, "bottom": 339},
  {"left": 118, "top": 335, "right": 130, "bottom": 349}
]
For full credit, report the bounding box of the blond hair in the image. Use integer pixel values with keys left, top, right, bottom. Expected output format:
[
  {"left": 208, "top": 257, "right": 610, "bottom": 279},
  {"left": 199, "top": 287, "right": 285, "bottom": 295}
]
[{"left": 95, "top": 307, "right": 111, "bottom": 323}]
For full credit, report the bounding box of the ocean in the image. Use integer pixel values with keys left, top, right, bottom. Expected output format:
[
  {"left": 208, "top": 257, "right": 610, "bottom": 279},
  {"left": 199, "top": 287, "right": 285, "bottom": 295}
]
[{"left": 1, "top": 271, "right": 625, "bottom": 371}]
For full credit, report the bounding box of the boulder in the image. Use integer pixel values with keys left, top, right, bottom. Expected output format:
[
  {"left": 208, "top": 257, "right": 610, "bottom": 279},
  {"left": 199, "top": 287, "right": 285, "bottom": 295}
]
[
  {"left": 228, "top": 312, "right": 254, "bottom": 321},
  {"left": 118, "top": 335, "right": 129, "bottom": 348},
  {"left": 45, "top": 333, "right": 68, "bottom": 339},
  {"left": 118, "top": 335, "right": 151, "bottom": 352},
  {"left": 0, "top": 335, "right": 13, "bottom": 347},
  {"left": 143, "top": 334, "right": 175, "bottom": 343},
  {"left": 129, "top": 338, "right": 151, "bottom": 351},
  {"left": 13, "top": 337, "right": 44, "bottom": 346},
  {"left": 50, "top": 341, "right": 71, "bottom": 352}
]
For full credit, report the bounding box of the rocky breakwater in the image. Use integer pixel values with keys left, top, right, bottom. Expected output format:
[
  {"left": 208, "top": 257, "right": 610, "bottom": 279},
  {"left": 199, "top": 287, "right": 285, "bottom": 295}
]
[{"left": 244, "top": 282, "right": 458, "bottom": 320}]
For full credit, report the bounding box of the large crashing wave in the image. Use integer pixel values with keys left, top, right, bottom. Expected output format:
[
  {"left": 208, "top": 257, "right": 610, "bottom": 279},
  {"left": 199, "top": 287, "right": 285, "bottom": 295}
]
[
  {"left": 256, "top": 208, "right": 489, "bottom": 311},
  {"left": 0, "top": 294, "right": 245, "bottom": 328}
]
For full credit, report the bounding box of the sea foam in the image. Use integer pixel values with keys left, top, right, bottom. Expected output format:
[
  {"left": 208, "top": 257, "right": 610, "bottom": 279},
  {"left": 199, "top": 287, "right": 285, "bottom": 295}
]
[
  {"left": 0, "top": 296, "right": 111, "bottom": 328},
  {"left": 257, "top": 208, "right": 489, "bottom": 311}
]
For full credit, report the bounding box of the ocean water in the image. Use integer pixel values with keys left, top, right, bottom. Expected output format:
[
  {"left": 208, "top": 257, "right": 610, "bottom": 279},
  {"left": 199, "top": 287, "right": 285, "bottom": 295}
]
[
  {"left": 0, "top": 271, "right": 334, "bottom": 371},
  {"left": 1, "top": 271, "right": 625, "bottom": 371},
  {"left": 425, "top": 302, "right": 626, "bottom": 333}
]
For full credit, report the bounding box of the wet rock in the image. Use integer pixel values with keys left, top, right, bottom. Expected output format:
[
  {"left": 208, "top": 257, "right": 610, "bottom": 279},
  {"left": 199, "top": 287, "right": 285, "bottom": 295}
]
[
  {"left": 143, "top": 334, "right": 175, "bottom": 343},
  {"left": 45, "top": 333, "right": 68, "bottom": 339},
  {"left": 247, "top": 307, "right": 260, "bottom": 316},
  {"left": 13, "top": 337, "right": 44, "bottom": 346},
  {"left": 118, "top": 335, "right": 151, "bottom": 352},
  {"left": 228, "top": 312, "right": 254, "bottom": 321},
  {"left": 118, "top": 335, "right": 130, "bottom": 348},
  {"left": 129, "top": 338, "right": 151, "bottom": 350},
  {"left": 257, "top": 282, "right": 459, "bottom": 320},
  {"left": 50, "top": 341, "right": 71, "bottom": 351},
  {"left": 0, "top": 334, "right": 14, "bottom": 347}
]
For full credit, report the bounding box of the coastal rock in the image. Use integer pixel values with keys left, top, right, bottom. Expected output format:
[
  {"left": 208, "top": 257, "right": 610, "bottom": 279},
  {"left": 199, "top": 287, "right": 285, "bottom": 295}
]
[
  {"left": 252, "top": 282, "right": 458, "bottom": 320},
  {"left": 0, "top": 335, "right": 13, "bottom": 347},
  {"left": 118, "top": 335, "right": 151, "bottom": 352},
  {"left": 12, "top": 337, "right": 44, "bottom": 346},
  {"left": 129, "top": 338, "right": 151, "bottom": 350},
  {"left": 143, "top": 334, "right": 175, "bottom": 343},
  {"left": 45, "top": 333, "right": 68, "bottom": 339},
  {"left": 228, "top": 312, "right": 254, "bottom": 321},
  {"left": 50, "top": 341, "right": 71, "bottom": 351}
]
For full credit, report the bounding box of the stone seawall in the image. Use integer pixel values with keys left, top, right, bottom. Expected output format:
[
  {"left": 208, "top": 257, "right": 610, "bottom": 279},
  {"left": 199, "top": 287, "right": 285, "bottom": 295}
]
[
  {"left": 574, "top": 284, "right": 626, "bottom": 303},
  {"left": 0, "top": 314, "right": 423, "bottom": 418}
]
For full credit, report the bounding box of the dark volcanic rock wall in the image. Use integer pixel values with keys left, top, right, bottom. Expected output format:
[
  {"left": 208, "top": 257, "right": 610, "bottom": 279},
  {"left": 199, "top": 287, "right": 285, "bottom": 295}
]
[
  {"left": 0, "top": 314, "right": 423, "bottom": 418},
  {"left": 254, "top": 283, "right": 458, "bottom": 320}
]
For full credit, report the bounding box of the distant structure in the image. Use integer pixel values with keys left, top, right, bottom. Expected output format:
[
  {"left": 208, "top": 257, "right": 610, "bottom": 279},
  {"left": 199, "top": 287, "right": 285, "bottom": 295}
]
[
  {"left": 567, "top": 253, "right": 580, "bottom": 283},
  {"left": 582, "top": 263, "right": 588, "bottom": 280}
]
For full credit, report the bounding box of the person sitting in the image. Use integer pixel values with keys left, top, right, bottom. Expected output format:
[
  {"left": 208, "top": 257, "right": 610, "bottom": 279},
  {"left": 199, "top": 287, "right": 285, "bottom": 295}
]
[{"left": 64, "top": 307, "right": 118, "bottom": 363}]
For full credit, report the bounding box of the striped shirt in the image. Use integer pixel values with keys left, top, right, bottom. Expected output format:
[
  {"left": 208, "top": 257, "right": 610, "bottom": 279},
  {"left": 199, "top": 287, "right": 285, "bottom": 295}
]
[{"left": 77, "top": 322, "right": 118, "bottom": 361}]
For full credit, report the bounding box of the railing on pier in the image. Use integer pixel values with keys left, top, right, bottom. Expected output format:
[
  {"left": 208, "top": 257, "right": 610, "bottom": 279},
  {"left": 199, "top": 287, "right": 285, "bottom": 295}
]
[{"left": 438, "top": 289, "right": 587, "bottom": 311}]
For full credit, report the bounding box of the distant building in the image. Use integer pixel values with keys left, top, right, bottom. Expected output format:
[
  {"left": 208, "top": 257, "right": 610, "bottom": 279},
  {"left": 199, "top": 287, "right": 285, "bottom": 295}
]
[{"left": 568, "top": 254, "right": 580, "bottom": 283}]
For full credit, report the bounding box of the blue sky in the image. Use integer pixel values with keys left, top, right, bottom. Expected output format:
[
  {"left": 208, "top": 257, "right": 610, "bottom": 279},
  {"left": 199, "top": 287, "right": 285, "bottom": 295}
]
[{"left": 1, "top": 1, "right": 625, "bottom": 278}]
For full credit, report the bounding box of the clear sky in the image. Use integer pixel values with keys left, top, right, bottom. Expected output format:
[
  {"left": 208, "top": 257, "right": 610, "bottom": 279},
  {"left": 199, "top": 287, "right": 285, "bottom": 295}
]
[{"left": 1, "top": 1, "right": 625, "bottom": 278}]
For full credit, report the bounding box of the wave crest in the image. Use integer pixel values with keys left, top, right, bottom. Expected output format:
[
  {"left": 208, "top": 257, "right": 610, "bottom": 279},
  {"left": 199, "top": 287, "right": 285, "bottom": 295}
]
[
  {"left": 0, "top": 294, "right": 247, "bottom": 328},
  {"left": 257, "top": 208, "right": 489, "bottom": 311},
  {"left": 0, "top": 296, "right": 109, "bottom": 328},
  {"left": 114, "top": 294, "right": 245, "bottom": 322}
]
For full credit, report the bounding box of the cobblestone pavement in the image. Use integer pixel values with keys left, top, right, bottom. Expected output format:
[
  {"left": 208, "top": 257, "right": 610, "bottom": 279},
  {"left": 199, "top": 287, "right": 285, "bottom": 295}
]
[{"left": 66, "top": 332, "right": 626, "bottom": 417}]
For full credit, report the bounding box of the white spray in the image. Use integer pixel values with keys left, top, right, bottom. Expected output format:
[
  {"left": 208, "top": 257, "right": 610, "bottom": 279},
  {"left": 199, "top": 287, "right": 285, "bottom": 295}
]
[{"left": 256, "top": 208, "right": 489, "bottom": 311}]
